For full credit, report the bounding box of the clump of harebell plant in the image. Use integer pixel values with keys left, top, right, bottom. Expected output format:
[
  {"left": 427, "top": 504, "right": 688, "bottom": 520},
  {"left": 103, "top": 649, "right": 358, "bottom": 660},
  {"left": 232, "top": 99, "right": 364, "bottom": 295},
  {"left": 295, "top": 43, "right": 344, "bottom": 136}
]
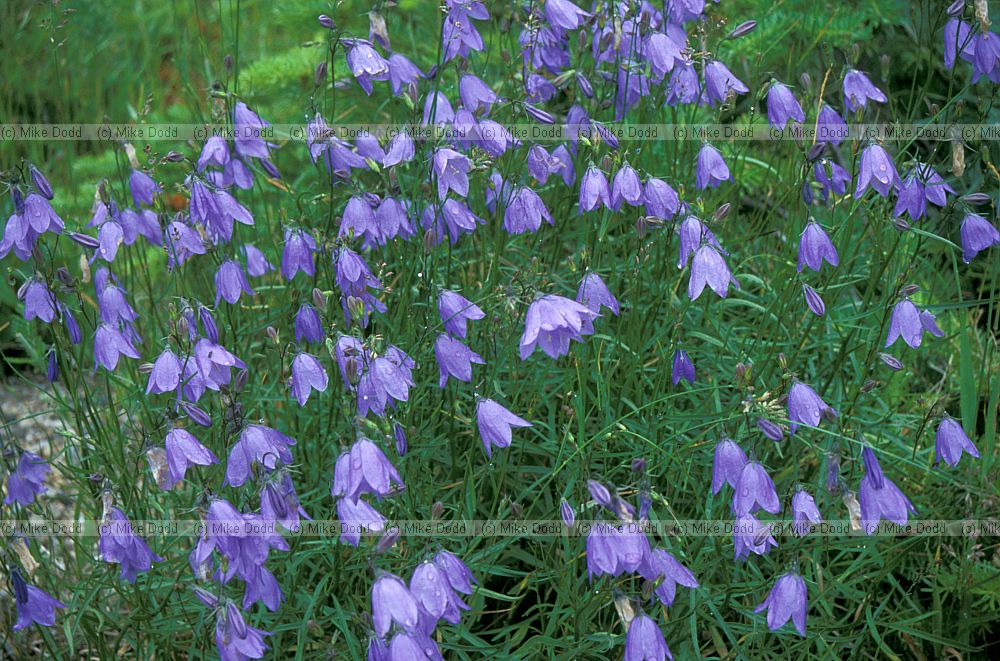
[{"left": 2, "top": 0, "right": 999, "bottom": 658}]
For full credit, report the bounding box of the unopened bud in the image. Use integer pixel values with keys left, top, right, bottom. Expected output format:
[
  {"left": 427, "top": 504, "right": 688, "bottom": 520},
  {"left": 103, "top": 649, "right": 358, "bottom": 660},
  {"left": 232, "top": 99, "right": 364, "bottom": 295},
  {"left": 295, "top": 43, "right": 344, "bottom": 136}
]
[
  {"left": 375, "top": 527, "right": 400, "bottom": 554},
  {"left": 860, "top": 379, "right": 880, "bottom": 393},
  {"left": 806, "top": 142, "right": 826, "bottom": 162},
  {"left": 266, "top": 326, "right": 279, "bottom": 343},
  {"left": 947, "top": 0, "right": 965, "bottom": 18},
  {"left": 166, "top": 150, "right": 185, "bottom": 162},
  {"left": 314, "top": 61, "right": 327, "bottom": 87},
  {"left": 726, "top": 20, "right": 757, "bottom": 39},
  {"left": 899, "top": 283, "right": 920, "bottom": 297},
  {"left": 431, "top": 501, "right": 445, "bottom": 519},
  {"left": 318, "top": 14, "right": 335, "bottom": 29},
  {"left": 878, "top": 353, "right": 903, "bottom": 371},
  {"left": 962, "top": 192, "right": 991, "bottom": 205},
  {"left": 713, "top": 202, "right": 731, "bottom": 222},
  {"left": 312, "top": 287, "right": 327, "bottom": 309}
]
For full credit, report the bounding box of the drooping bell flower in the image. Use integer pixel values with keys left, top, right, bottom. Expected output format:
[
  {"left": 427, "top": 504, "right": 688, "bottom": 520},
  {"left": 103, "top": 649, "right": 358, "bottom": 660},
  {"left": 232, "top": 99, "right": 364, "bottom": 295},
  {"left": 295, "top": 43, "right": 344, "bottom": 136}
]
[
  {"left": 733, "top": 513, "right": 778, "bottom": 560},
  {"left": 163, "top": 427, "right": 219, "bottom": 488},
  {"left": 671, "top": 349, "right": 695, "bottom": 385},
  {"left": 960, "top": 213, "right": 1000, "bottom": 263},
  {"left": 98, "top": 507, "right": 163, "bottom": 582},
  {"left": 441, "top": 0, "right": 488, "bottom": 62},
  {"left": 93, "top": 323, "right": 140, "bottom": 372},
  {"left": 711, "top": 438, "right": 748, "bottom": 494},
  {"left": 374, "top": 197, "right": 414, "bottom": 243},
  {"left": 233, "top": 101, "right": 275, "bottom": 162},
  {"left": 410, "top": 560, "right": 471, "bottom": 626},
  {"left": 643, "top": 178, "right": 680, "bottom": 219},
  {"left": 610, "top": 163, "right": 644, "bottom": 210},
  {"left": 676, "top": 216, "right": 726, "bottom": 269},
  {"left": 164, "top": 219, "right": 206, "bottom": 268},
  {"left": 755, "top": 572, "right": 808, "bottom": 636},
  {"left": 432, "top": 148, "right": 471, "bottom": 200},
  {"left": 935, "top": 414, "right": 981, "bottom": 467},
  {"left": 476, "top": 398, "right": 532, "bottom": 458},
  {"left": 687, "top": 244, "right": 738, "bottom": 300},
  {"left": 525, "top": 73, "right": 557, "bottom": 103},
  {"left": 339, "top": 195, "right": 380, "bottom": 247},
  {"left": 585, "top": 523, "right": 651, "bottom": 579},
  {"left": 885, "top": 298, "right": 944, "bottom": 349},
  {"left": 242, "top": 244, "right": 275, "bottom": 277},
  {"left": 224, "top": 424, "right": 296, "bottom": 487},
  {"left": 812, "top": 159, "right": 851, "bottom": 202},
  {"left": 666, "top": 59, "right": 700, "bottom": 106},
  {"left": 336, "top": 495, "right": 386, "bottom": 546},
  {"left": 637, "top": 548, "right": 699, "bottom": 607},
  {"left": 854, "top": 144, "right": 898, "bottom": 197},
  {"left": 333, "top": 247, "right": 387, "bottom": 327},
  {"left": 281, "top": 229, "right": 317, "bottom": 281},
  {"left": 791, "top": 490, "right": 822, "bottom": 536},
  {"left": 434, "top": 334, "right": 485, "bottom": 388},
  {"left": 332, "top": 438, "right": 404, "bottom": 500},
  {"left": 129, "top": 169, "right": 160, "bottom": 207},
  {"left": 816, "top": 105, "right": 848, "bottom": 145},
  {"left": 422, "top": 91, "right": 455, "bottom": 126},
  {"left": 767, "top": 81, "right": 805, "bottom": 128},
  {"left": 787, "top": 381, "right": 837, "bottom": 434},
  {"left": 21, "top": 193, "right": 64, "bottom": 236},
  {"left": 295, "top": 304, "right": 324, "bottom": 344},
  {"left": 858, "top": 446, "right": 917, "bottom": 532},
  {"left": 842, "top": 69, "right": 886, "bottom": 112},
  {"left": 20, "top": 279, "right": 57, "bottom": 323},
  {"left": 579, "top": 165, "right": 611, "bottom": 212},
  {"left": 208, "top": 600, "right": 270, "bottom": 661},
  {"left": 798, "top": 222, "right": 839, "bottom": 272},
  {"left": 355, "top": 349, "right": 414, "bottom": 418},
  {"left": 372, "top": 572, "right": 421, "bottom": 636},
  {"left": 146, "top": 348, "right": 182, "bottom": 395},
  {"left": 545, "top": 0, "right": 590, "bottom": 30},
  {"left": 943, "top": 18, "right": 976, "bottom": 70},
  {"left": 577, "top": 271, "right": 619, "bottom": 321},
  {"left": 387, "top": 53, "right": 424, "bottom": 95},
  {"left": 383, "top": 131, "right": 415, "bottom": 168},
  {"left": 11, "top": 571, "right": 64, "bottom": 631},
  {"left": 193, "top": 337, "right": 245, "bottom": 391},
  {"left": 459, "top": 73, "right": 500, "bottom": 114},
  {"left": 695, "top": 143, "right": 730, "bottom": 189},
  {"left": 3, "top": 451, "right": 50, "bottom": 506},
  {"left": 733, "top": 462, "right": 780, "bottom": 516},
  {"left": 646, "top": 31, "right": 685, "bottom": 81},
  {"left": 438, "top": 290, "right": 485, "bottom": 339},
  {"left": 519, "top": 294, "right": 599, "bottom": 360},
  {"left": 504, "top": 187, "right": 553, "bottom": 234},
  {"left": 214, "top": 260, "right": 255, "bottom": 306},
  {"left": 703, "top": 60, "right": 749, "bottom": 106},
  {"left": 624, "top": 613, "right": 673, "bottom": 661},
  {"left": 290, "top": 353, "right": 328, "bottom": 406},
  {"left": 345, "top": 39, "right": 390, "bottom": 94}
]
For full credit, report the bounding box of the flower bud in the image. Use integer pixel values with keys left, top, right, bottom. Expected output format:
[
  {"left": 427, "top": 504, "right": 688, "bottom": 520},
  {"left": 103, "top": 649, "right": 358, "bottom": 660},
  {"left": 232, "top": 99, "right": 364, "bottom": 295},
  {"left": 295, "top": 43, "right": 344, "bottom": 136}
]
[
  {"left": 266, "top": 325, "right": 279, "bottom": 343},
  {"left": 961, "top": 192, "right": 991, "bottom": 205},
  {"left": 560, "top": 500, "right": 575, "bottom": 528},
  {"left": 314, "top": 61, "right": 327, "bottom": 87},
  {"left": 165, "top": 150, "right": 185, "bottom": 162},
  {"left": 317, "top": 14, "right": 335, "bottom": 29},
  {"left": 431, "top": 501, "right": 445, "bottom": 519},
  {"left": 947, "top": 0, "right": 965, "bottom": 17},
  {"left": 375, "top": 527, "right": 400, "bottom": 554},
  {"left": 878, "top": 353, "right": 903, "bottom": 370},
  {"left": 726, "top": 20, "right": 758, "bottom": 39}
]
